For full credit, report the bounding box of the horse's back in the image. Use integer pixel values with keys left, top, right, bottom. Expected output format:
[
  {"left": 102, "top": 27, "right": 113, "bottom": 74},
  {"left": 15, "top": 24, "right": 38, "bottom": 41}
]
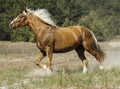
[{"left": 53, "top": 26, "right": 87, "bottom": 52}]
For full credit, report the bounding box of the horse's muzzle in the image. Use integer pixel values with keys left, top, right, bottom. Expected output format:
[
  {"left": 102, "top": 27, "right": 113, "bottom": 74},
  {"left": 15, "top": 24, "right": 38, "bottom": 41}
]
[{"left": 9, "top": 23, "right": 15, "bottom": 29}]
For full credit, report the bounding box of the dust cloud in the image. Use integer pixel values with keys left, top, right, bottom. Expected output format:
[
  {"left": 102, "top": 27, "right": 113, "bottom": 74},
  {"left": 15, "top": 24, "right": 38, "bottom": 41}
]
[
  {"left": 103, "top": 42, "right": 120, "bottom": 69},
  {"left": 88, "top": 41, "right": 120, "bottom": 71}
]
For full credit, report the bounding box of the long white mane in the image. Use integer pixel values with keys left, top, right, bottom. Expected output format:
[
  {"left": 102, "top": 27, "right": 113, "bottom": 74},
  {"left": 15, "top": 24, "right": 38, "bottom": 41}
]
[{"left": 29, "top": 9, "right": 57, "bottom": 27}]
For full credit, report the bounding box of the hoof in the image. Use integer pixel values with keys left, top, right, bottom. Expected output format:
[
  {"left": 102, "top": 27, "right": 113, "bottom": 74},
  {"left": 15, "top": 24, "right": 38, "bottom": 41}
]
[
  {"left": 83, "top": 66, "right": 88, "bottom": 74},
  {"left": 42, "top": 65, "right": 53, "bottom": 75},
  {"left": 99, "top": 66, "right": 104, "bottom": 70},
  {"left": 42, "top": 65, "right": 47, "bottom": 70}
]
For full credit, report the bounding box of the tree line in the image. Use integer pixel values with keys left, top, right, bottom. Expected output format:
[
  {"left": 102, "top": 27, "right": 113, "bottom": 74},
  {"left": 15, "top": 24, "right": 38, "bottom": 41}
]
[{"left": 0, "top": 0, "right": 119, "bottom": 42}]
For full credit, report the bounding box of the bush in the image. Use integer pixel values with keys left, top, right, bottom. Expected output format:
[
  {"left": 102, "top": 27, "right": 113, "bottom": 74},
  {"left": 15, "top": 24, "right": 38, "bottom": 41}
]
[
  {"left": 0, "top": 0, "right": 119, "bottom": 42},
  {"left": 78, "top": 8, "right": 120, "bottom": 41},
  {"left": 10, "top": 27, "right": 35, "bottom": 42}
]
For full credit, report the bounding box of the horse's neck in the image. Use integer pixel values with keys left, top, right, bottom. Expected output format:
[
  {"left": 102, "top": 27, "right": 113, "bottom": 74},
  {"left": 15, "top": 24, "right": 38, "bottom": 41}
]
[{"left": 28, "top": 15, "right": 50, "bottom": 37}]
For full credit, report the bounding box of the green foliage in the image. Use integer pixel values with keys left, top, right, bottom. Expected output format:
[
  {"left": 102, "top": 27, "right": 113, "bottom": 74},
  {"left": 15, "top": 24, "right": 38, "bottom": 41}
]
[
  {"left": 78, "top": 0, "right": 120, "bottom": 41},
  {"left": 0, "top": 0, "right": 119, "bottom": 41},
  {"left": 11, "top": 28, "right": 36, "bottom": 42}
]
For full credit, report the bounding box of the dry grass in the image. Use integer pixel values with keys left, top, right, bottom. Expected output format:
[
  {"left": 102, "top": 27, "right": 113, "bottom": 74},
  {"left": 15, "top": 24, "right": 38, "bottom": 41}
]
[
  {"left": 0, "top": 66, "right": 120, "bottom": 89},
  {"left": 0, "top": 40, "right": 120, "bottom": 89}
]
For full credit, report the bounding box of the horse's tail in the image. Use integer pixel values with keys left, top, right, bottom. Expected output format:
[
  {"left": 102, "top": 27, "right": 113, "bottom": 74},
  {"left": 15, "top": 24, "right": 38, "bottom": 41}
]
[
  {"left": 90, "top": 31, "right": 106, "bottom": 61},
  {"left": 96, "top": 43, "right": 106, "bottom": 61}
]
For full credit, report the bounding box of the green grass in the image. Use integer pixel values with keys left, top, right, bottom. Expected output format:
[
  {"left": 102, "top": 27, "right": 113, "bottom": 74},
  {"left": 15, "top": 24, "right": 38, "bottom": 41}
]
[
  {"left": 0, "top": 68, "right": 28, "bottom": 86},
  {"left": 0, "top": 67, "right": 120, "bottom": 89}
]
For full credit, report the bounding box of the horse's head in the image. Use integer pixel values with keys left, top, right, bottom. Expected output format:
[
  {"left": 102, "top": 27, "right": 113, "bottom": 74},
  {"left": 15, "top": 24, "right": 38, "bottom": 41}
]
[{"left": 9, "top": 7, "right": 30, "bottom": 29}]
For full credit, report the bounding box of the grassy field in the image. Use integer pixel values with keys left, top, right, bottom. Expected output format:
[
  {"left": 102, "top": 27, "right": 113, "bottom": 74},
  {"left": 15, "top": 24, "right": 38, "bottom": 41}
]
[
  {"left": 0, "top": 66, "right": 120, "bottom": 89},
  {"left": 0, "top": 40, "right": 120, "bottom": 89}
]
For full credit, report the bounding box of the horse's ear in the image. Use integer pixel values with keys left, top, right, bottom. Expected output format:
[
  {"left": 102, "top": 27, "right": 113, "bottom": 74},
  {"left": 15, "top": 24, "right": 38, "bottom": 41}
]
[{"left": 24, "top": 6, "right": 28, "bottom": 13}]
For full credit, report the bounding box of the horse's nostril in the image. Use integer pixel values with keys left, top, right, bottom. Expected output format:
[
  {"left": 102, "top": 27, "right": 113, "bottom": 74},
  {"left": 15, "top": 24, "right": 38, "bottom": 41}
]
[{"left": 9, "top": 23, "right": 13, "bottom": 29}]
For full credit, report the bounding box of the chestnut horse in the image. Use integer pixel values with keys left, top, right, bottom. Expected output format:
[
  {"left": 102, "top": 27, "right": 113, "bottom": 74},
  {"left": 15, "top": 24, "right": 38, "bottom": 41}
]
[{"left": 9, "top": 7, "right": 105, "bottom": 73}]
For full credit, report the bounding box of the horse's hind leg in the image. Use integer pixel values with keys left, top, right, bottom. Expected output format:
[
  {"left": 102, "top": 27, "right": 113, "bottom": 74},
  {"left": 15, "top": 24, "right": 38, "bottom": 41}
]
[
  {"left": 75, "top": 46, "right": 88, "bottom": 73},
  {"left": 87, "top": 49, "right": 103, "bottom": 70},
  {"left": 83, "top": 42, "right": 104, "bottom": 70}
]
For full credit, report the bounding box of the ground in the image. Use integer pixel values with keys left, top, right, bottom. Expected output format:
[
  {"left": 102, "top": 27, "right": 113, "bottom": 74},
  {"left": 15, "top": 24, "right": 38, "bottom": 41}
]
[{"left": 0, "top": 36, "right": 120, "bottom": 89}]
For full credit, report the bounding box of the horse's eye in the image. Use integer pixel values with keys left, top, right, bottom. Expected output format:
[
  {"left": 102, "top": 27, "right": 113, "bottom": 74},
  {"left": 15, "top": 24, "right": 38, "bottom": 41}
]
[
  {"left": 19, "top": 15, "right": 25, "bottom": 18},
  {"left": 19, "top": 16, "right": 23, "bottom": 18}
]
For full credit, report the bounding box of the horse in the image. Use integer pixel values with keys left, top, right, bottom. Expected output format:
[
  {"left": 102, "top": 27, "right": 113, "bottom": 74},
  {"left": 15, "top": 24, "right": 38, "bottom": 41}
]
[{"left": 9, "top": 7, "right": 105, "bottom": 73}]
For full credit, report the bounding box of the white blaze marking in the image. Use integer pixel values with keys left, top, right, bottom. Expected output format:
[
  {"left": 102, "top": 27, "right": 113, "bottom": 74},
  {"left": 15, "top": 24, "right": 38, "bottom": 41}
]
[{"left": 10, "top": 15, "right": 20, "bottom": 24}]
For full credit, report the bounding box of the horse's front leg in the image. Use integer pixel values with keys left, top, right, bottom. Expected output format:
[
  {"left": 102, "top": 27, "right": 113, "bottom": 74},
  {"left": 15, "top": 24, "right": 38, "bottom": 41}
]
[
  {"left": 35, "top": 51, "right": 46, "bottom": 68},
  {"left": 43, "top": 47, "right": 53, "bottom": 72}
]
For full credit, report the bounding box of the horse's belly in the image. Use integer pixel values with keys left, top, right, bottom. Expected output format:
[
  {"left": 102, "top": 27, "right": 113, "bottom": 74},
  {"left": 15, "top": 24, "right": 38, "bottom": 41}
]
[{"left": 53, "top": 42, "right": 80, "bottom": 53}]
